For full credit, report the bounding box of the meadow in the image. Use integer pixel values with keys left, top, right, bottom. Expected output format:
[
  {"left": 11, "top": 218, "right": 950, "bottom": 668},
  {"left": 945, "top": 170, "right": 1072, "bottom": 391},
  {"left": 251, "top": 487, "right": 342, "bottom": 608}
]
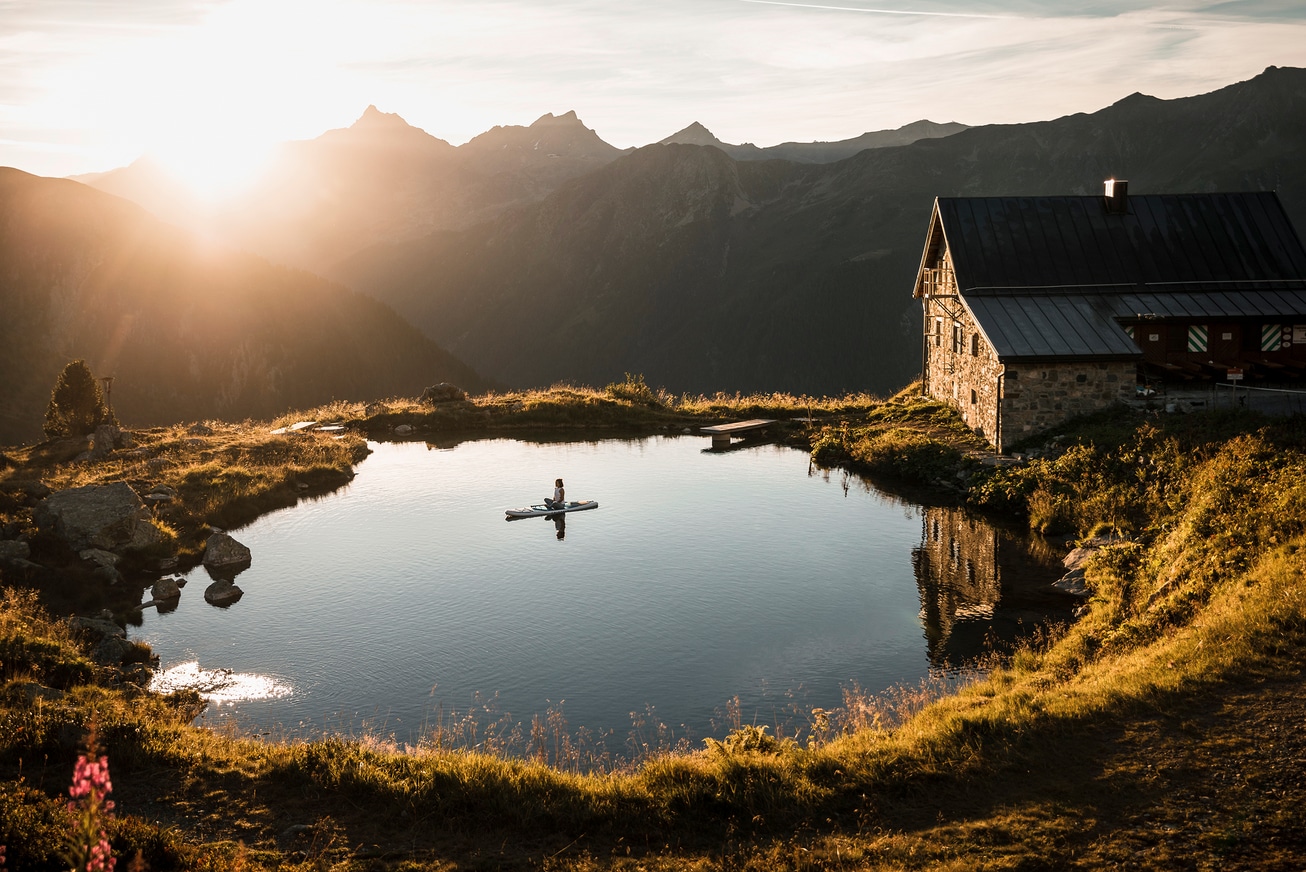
[{"left": 1, "top": 383, "right": 1303, "bottom": 869}]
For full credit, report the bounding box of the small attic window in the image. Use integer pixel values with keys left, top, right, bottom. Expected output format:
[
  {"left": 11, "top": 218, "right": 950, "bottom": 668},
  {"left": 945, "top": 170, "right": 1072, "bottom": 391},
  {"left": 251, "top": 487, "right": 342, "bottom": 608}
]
[{"left": 1104, "top": 178, "right": 1129, "bottom": 214}]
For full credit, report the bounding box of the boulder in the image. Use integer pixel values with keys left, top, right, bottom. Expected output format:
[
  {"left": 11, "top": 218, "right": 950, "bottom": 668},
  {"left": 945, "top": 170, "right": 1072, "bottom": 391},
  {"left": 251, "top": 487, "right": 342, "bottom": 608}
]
[
  {"left": 420, "top": 382, "right": 466, "bottom": 404},
  {"left": 364, "top": 401, "right": 388, "bottom": 416},
  {"left": 35, "top": 482, "right": 165, "bottom": 554},
  {"left": 89, "top": 424, "right": 122, "bottom": 459},
  {"left": 393, "top": 424, "right": 414, "bottom": 435},
  {"left": 92, "top": 565, "right": 125, "bottom": 586},
  {"left": 1052, "top": 568, "right": 1091, "bottom": 598},
  {"left": 79, "top": 548, "right": 120, "bottom": 569},
  {"left": 187, "top": 423, "right": 214, "bottom": 436},
  {"left": 152, "top": 576, "right": 182, "bottom": 601},
  {"left": 70, "top": 615, "right": 125, "bottom": 640},
  {"left": 91, "top": 634, "right": 134, "bottom": 664},
  {"left": 1063, "top": 547, "right": 1095, "bottom": 571},
  {"left": 13, "top": 681, "right": 66, "bottom": 705},
  {"left": 0, "top": 539, "right": 31, "bottom": 563},
  {"left": 70, "top": 614, "right": 134, "bottom": 661},
  {"left": 204, "top": 578, "right": 244, "bottom": 606},
  {"left": 202, "top": 532, "right": 251, "bottom": 570}
]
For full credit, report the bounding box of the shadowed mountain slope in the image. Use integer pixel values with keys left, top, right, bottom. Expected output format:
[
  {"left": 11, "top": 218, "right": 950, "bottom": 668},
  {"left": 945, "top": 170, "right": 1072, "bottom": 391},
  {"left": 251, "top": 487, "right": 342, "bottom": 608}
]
[
  {"left": 339, "top": 66, "right": 1306, "bottom": 397},
  {"left": 659, "top": 119, "right": 969, "bottom": 163},
  {"left": 0, "top": 169, "right": 486, "bottom": 445}
]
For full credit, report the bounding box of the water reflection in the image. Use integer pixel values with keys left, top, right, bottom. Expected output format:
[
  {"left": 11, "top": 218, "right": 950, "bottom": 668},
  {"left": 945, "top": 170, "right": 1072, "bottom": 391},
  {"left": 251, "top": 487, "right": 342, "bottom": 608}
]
[
  {"left": 150, "top": 660, "right": 292, "bottom": 705},
  {"left": 913, "top": 506, "right": 1070, "bottom": 667}
]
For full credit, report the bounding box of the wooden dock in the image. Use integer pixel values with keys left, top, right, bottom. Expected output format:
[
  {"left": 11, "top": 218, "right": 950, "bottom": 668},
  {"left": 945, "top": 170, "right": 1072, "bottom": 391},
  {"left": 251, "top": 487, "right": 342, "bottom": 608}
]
[{"left": 700, "top": 419, "right": 776, "bottom": 449}]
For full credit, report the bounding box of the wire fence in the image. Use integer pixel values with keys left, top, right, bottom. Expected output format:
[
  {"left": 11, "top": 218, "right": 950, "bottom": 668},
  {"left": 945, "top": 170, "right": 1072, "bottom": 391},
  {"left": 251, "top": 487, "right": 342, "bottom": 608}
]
[{"left": 1212, "top": 382, "right": 1306, "bottom": 415}]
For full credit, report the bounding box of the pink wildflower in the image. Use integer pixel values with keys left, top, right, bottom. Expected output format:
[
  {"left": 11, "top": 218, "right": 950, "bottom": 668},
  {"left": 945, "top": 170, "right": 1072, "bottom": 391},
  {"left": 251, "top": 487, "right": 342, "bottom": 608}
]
[{"left": 67, "top": 751, "right": 116, "bottom": 871}]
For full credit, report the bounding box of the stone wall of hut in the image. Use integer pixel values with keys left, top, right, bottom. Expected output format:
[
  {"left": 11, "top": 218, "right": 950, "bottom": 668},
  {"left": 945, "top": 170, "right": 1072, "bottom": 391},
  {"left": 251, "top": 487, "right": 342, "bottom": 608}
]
[{"left": 922, "top": 296, "right": 1136, "bottom": 450}]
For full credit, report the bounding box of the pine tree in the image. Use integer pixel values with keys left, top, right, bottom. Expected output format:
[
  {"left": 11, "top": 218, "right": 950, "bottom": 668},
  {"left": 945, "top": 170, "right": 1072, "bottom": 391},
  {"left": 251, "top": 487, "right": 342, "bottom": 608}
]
[{"left": 43, "top": 360, "right": 108, "bottom": 439}]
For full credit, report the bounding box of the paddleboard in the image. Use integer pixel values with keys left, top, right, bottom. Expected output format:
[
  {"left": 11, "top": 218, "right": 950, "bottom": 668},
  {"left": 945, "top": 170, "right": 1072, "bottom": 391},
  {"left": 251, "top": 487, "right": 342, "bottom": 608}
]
[{"left": 505, "top": 500, "right": 599, "bottom": 518}]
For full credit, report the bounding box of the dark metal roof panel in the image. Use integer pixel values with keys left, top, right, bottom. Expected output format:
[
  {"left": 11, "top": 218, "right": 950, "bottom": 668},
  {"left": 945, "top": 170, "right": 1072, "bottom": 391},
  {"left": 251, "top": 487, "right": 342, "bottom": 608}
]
[
  {"left": 964, "top": 295, "right": 1143, "bottom": 358},
  {"left": 937, "top": 192, "right": 1306, "bottom": 294},
  {"left": 1119, "top": 289, "right": 1306, "bottom": 319},
  {"left": 965, "top": 288, "right": 1306, "bottom": 360}
]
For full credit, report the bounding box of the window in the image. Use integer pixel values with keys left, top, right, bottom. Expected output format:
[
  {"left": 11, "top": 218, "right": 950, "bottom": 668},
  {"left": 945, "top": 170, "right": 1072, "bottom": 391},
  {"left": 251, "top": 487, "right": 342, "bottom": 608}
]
[
  {"left": 921, "top": 263, "right": 956, "bottom": 296},
  {"left": 933, "top": 317, "right": 943, "bottom": 347},
  {"left": 970, "top": 333, "right": 979, "bottom": 356},
  {"left": 952, "top": 322, "right": 963, "bottom": 354},
  {"left": 970, "top": 389, "right": 977, "bottom": 405}
]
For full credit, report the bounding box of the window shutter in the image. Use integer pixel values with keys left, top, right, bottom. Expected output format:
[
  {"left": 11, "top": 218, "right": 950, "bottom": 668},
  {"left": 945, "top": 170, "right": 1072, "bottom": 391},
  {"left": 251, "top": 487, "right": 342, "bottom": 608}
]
[{"left": 1187, "top": 325, "right": 1208, "bottom": 352}]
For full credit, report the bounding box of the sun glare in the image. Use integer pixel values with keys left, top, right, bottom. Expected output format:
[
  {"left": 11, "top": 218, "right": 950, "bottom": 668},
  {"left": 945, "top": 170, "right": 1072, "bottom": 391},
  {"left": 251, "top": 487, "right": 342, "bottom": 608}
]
[{"left": 148, "top": 137, "right": 274, "bottom": 201}]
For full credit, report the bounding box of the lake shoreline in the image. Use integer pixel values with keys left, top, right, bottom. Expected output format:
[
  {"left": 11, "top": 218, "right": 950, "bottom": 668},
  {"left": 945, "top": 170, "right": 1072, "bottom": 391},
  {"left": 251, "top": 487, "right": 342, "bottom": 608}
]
[{"left": 3, "top": 388, "right": 1303, "bottom": 868}]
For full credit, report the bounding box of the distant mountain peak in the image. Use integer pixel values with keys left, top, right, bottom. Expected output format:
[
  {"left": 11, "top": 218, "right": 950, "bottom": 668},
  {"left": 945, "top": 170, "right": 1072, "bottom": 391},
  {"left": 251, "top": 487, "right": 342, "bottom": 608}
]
[
  {"left": 660, "top": 122, "right": 724, "bottom": 147},
  {"left": 353, "top": 105, "right": 414, "bottom": 129},
  {"left": 531, "top": 110, "right": 582, "bottom": 127}
]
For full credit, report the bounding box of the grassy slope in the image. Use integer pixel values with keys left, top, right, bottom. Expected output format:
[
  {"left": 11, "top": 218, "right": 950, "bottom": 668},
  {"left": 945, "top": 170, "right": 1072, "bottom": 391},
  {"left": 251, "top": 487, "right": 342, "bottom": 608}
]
[{"left": 1, "top": 387, "right": 1304, "bottom": 869}]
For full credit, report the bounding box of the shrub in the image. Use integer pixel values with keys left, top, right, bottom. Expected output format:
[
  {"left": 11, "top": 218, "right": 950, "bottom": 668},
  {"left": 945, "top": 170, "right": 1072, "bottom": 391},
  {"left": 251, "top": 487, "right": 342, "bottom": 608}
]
[
  {"left": 604, "top": 372, "right": 659, "bottom": 406},
  {"left": 43, "top": 360, "right": 110, "bottom": 439}
]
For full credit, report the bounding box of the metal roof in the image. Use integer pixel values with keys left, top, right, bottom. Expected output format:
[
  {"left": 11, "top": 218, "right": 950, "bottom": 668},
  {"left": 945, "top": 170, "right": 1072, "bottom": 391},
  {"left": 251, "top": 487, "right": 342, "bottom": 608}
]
[
  {"left": 965, "top": 289, "right": 1306, "bottom": 360},
  {"left": 925, "top": 191, "right": 1306, "bottom": 360},
  {"left": 939, "top": 192, "right": 1306, "bottom": 291}
]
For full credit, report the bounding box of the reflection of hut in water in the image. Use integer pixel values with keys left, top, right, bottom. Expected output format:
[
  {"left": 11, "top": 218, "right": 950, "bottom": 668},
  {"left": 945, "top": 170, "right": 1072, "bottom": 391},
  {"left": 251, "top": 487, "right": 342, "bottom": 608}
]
[
  {"left": 911, "top": 506, "right": 1068, "bottom": 667},
  {"left": 912, "top": 507, "right": 1000, "bottom": 665}
]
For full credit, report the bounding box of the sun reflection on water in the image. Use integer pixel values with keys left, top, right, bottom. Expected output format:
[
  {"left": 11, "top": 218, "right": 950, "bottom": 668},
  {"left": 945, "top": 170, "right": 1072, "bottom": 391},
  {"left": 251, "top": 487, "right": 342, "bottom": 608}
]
[{"left": 150, "top": 661, "right": 292, "bottom": 705}]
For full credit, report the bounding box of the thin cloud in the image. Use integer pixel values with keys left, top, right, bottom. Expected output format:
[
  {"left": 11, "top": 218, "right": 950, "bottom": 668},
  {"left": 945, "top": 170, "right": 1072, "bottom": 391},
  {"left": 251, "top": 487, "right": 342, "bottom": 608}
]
[{"left": 736, "top": 0, "right": 1016, "bottom": 20}]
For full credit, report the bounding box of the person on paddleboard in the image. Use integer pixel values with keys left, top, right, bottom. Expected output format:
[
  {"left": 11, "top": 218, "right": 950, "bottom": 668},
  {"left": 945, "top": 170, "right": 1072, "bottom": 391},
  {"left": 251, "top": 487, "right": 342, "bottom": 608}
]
[{"left": 545, "top": 478, "right": 565, "bottom": 509}]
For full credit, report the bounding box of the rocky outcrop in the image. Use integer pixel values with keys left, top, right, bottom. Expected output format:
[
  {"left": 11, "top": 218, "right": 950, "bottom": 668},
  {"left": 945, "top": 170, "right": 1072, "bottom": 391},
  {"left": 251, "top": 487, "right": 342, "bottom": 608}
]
[
  {"left": 202, "top": 532, "right": 251, "bottom": 571},
  {"left": 70, "top": 615, "right": 134, "bottom": 664},
  {"left": 1053, "top": 535, "right": 1129, "bottom": 599},
  {"left": 151, "top": 576, "right": 182, "bottom": 601},
  {"left": 88, "top": 424, "right": 121, "bottom": 460},
  {"left": 35, "top": 482, "right": 166, "bottom": 555},
  {"left": 0, "top": 539, "right": 31, "bottom": 563},
  {"left": 204, "top": 578, "right": 243, "bottom": 606},
  {"left": 420, "top": 382, "right": 466, "bottom": 403}
]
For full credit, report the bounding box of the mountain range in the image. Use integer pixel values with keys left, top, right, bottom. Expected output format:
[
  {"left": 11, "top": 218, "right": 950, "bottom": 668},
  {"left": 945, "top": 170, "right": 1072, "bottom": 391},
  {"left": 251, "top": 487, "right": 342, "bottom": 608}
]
[
  {"left": 75, "top": 110, "right": 965, "bottom": 276},
  {"left": 0, "top": 168, "right": 486, "bottom": 445},
  {"left": 658, "top": 119, "right": 969, "bottom": 163},
  {"left": 336, "top": 66, "right": 1306, "bottom": 396},
  {"left": 14, "top": 65, "right": 1306, "bottom": 434}
]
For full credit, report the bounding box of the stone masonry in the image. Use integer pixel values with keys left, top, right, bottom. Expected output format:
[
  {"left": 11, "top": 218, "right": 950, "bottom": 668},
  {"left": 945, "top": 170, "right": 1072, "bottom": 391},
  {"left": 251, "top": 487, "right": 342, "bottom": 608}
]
[{"left": 922, "top": 295, "right": 1136, "bottom": 450}]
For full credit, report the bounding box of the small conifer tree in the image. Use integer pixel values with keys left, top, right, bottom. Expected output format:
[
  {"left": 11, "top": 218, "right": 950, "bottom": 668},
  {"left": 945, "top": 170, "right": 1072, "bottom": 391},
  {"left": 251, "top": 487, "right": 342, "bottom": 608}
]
[{"left": 43, "top": 360, "right": 108, "bottom": 439}]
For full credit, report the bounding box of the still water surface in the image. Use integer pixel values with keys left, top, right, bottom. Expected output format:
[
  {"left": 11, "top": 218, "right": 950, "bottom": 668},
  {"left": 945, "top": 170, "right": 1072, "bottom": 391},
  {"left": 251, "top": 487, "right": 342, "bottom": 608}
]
[{"left": 136, "top": 436, "right": 1069, "bottom": 744}]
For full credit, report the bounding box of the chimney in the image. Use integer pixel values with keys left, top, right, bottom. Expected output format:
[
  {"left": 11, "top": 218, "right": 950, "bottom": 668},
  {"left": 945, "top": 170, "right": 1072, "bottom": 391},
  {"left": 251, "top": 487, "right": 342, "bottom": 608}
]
[{"left": 1104, "top": 178, "right": 1129, "bottom": 214}]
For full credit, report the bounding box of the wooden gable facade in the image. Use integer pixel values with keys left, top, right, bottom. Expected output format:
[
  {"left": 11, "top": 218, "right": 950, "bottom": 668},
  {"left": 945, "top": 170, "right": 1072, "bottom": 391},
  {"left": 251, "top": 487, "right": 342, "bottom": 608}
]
[{"left": 914, "top": 184, "right": 1306, "bottom": 450}]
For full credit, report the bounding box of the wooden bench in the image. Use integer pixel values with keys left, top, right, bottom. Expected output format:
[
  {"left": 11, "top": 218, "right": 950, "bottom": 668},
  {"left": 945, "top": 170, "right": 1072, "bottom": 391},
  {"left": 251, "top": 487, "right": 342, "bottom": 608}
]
[{"left": 701, "top": 419, "right": 776, "bottom": 449}]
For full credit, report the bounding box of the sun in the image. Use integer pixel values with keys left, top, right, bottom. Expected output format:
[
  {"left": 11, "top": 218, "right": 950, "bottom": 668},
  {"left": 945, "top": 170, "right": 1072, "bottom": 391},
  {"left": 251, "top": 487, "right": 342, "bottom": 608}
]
[{"left": 147, "top": 136, "right": 275, "bottom": 202}]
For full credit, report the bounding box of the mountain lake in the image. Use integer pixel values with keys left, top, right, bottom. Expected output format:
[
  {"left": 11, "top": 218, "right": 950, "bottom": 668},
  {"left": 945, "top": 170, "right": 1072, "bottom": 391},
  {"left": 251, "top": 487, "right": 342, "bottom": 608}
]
[{"left": 136, "top": 435, "right": 1074, "bottom": 754}]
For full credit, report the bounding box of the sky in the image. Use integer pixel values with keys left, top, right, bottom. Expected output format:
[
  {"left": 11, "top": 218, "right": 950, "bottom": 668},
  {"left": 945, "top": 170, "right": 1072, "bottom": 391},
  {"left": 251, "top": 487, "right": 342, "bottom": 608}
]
[{"left": 2, "top": 0, "right": 1304, "bottom": 187}]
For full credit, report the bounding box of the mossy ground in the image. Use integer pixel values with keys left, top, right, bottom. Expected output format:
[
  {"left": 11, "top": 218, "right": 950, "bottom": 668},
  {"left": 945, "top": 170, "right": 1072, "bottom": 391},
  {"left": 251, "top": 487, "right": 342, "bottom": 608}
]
[{"left": 2, "top": 386, "right": 1304, "bottom": 869}]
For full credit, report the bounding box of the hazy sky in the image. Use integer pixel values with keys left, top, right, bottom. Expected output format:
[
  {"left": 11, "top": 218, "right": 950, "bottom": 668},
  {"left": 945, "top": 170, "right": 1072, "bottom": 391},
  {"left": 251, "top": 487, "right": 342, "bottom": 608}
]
[{"left": 2, "top": 0, "right": 1304, "bottom": 182}]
